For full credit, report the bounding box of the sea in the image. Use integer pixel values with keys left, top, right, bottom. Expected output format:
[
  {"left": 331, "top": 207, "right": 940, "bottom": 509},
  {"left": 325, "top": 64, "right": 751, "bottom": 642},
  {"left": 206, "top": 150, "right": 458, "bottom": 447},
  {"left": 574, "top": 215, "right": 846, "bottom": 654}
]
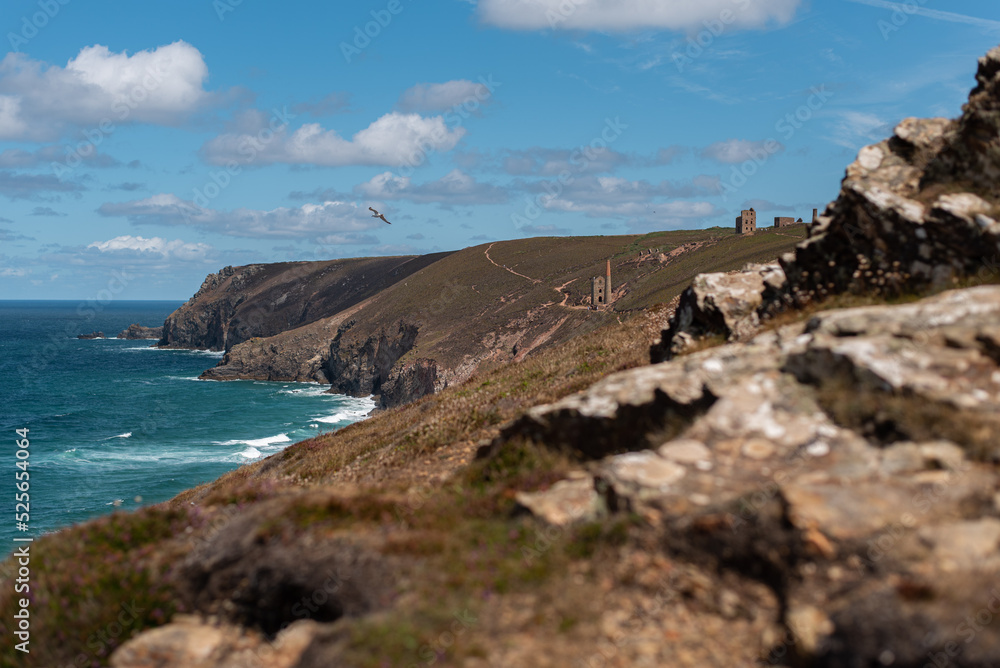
[{"left": 0, "top": 300, "right": 373, "bottom": 551}]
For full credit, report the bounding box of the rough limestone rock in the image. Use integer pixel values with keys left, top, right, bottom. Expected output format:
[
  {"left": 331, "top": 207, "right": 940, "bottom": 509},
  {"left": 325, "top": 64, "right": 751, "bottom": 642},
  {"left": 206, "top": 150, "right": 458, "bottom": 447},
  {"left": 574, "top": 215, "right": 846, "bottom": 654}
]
[
  {"left": 789, "top": 47, "right": 1000, "bottom": 300},
  {"left": 117, "top": 323, "right": 164, "bottom": 340},
  {"left": 656, "top": 47, "right": 1000, "bottom": 358},
  {"left": 110, "top": 616, "right": 326, "bottom": 668},
  {"left": 651, "top": 263, "right": 786, "bottom": 360},
  {"left": 492, "top": 284, "right": 1000, "bottom": 666},
  {"left": 514, "top": 473, "right": 605, "bottom": 525}
]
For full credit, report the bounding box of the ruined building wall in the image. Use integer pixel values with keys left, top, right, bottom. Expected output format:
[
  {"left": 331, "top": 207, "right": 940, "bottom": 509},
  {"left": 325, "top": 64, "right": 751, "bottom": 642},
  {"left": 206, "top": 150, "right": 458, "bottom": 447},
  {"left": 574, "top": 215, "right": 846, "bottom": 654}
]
[
  {"left": 736, "top": 209, "right": 757, "bottom": 234},
  {"left": 591, "top": 276, "right": 606, "bottom": 306}
]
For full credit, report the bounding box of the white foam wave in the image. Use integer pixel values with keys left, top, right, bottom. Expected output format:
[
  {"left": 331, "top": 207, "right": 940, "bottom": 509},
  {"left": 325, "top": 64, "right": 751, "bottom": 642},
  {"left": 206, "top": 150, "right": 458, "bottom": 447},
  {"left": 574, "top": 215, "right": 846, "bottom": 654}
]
[
  {"left": 214, "top": 433, "right": 291, "bottom": 448},
  {"left": 278, "top": 385, "right": 330, "bottom": 397},
  {"left": 126, "top": 346, "right": 224, "bottom": 358},
  {"left": 237, "top": 446, "right": 262, "bottom": 460},
  {"left": 315, "top": 396, "right": 376, "bottom": 424},
  {"left": 103, "top": 432, "right": 132, "bottom": 441}
]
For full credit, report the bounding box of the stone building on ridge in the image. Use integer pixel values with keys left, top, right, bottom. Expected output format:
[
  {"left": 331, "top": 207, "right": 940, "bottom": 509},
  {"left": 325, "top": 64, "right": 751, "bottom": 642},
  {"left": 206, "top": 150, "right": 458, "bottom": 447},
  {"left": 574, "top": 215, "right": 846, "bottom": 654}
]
[
  {"left": 735, "top": 208, "right": 756, "bottom": 235},
  {"left": 591, "top": 260, "right": 612, "bottom": 309}
]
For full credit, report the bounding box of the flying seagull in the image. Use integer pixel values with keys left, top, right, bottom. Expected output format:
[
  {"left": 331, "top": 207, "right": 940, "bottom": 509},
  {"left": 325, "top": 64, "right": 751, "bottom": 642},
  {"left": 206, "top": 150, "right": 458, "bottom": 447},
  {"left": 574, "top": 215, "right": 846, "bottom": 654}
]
[{"left": 368, "top": 207, "right": 391, "bottom": 224}]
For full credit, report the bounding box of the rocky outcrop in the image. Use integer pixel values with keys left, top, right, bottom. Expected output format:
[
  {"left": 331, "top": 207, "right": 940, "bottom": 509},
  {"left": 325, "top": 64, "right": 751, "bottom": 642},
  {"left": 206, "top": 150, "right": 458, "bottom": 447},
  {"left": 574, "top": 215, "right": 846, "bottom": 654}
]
[
  {"left": 77, "top": 331, "right": 104, "bottom": 339},
  {"left": 201, "top": 320, "right": 435, "bottom": 411},
  {"left": 111, "top": 617, "right": 329, "bottom": 668},
  {"left": 494, "top": 283, "right": 1000, "bottom": 665},
  {"left": 116, "top": 323, "right": 164, "bottom": 340},
  {"left": 324, "top": 320, "right": 420, "bottom": 404},
  {"left": 656, "top": 46, "right": 1000, "bottom": 358},
  {"left": 379, "top": 357, "right": 439, "bottom": 410},
  {"left": 177, "top": 495, "right": 395, "bottom": 637},
  {"left": 791, "top": 46, "right": 1000, "bottom": 299},
  {"left": 651, "top": 263, "right": 785, "bottom": 360},
  {"left": 159, "top": 265, "right": 262, "bottom": 350}
]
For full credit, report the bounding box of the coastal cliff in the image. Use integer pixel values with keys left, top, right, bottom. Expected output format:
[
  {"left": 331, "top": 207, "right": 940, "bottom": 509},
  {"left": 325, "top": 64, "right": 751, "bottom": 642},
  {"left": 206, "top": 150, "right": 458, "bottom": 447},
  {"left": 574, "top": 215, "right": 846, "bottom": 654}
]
[
  {"left": 6, "top": 40, "right": 1000, "bottom": 668},
  {"left": 158, "top": 254, "right": 450, "bottom": 352},
  {"left": 193, "top": 232, "right": 807, "bottom": 409}
]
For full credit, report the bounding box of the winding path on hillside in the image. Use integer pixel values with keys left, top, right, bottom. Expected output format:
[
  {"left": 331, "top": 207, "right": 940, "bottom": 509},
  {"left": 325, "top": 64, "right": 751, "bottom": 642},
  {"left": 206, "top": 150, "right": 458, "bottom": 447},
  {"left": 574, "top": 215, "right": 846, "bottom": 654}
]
[
  {"left": 485, "top": 243, "right": 541, "bottom": 283},
  {"left": 553, "top": 278, "right": 591, "bottom": 310}
]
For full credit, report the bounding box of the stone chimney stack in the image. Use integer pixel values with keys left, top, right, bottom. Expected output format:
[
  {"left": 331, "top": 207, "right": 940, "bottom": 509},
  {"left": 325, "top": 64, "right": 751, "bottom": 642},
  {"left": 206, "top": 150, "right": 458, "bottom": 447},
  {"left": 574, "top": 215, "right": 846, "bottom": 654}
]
[
  {"left": 813, "top": 208, "right": 819, "bottom": 223},
  {"left": 606, "top": 260, "right": 612, "bottom": 299}
]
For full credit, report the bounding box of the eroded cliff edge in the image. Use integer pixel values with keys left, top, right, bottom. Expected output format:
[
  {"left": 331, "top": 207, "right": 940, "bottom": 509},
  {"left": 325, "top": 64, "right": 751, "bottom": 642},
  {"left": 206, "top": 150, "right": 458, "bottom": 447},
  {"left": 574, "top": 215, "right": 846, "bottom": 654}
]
[
  {"left": 182, "top": 232, "right": 807, "bottom": 410},
  {"left": 158, "top": 254, "right": 450, "bottom": 352}
]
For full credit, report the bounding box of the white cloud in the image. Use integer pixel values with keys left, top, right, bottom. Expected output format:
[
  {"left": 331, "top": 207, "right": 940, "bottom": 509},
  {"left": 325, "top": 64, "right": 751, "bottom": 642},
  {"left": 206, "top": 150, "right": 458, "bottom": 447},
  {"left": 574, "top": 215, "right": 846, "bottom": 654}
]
[
  {"left": 87, "top": 235, "right": 212, "bottom": 261},
  {"left": 99, "top": 194, "right": 385, "bottom": 240},
  {"left": 0, "top": 267, "right": 27, "bottom": 277},
  {"left": 518, "top": 174, "right": 722, "bottom": 226},
  {"left": 476, "top": 0, "right": 801, "bottom": 32},
  {"left": 522, "top": 175, "right": 718, "bottom": 203},
  {"left": 200, "top": 112, "right": 466, "bottom": 167},
  {"left": 0, "top": 41, "right": 211, "bottom": 141},
  {"left": 501, "top": 147, "right": 629, "bottom": 176},
  {"left": 541, "top": 196, "right": 719, "bottom": 220},
  {"left": 829, "top": 110, "right": 892, "bottom": 150},
  {"left": 355, "top": 170, "right": 509, "bottom": 205},
  {"left": 701, "top": 139, "right": 784, "bottom": 164},
  {"left": 397, "top": 80, "right": 491, "bottom": 112}
]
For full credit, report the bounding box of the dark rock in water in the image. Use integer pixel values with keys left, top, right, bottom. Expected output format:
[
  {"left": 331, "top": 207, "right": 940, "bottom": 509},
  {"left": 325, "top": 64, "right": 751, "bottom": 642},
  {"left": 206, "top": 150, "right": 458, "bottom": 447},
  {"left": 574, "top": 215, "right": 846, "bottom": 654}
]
[
  {"left": 655, "top": 45, "right": 1000, "bottom": 358},
  {"left": 77, "top": 331, "right": 104, "bottom": 339},
  {"left": 116, "top": 323, "right": 164, "bottom": 340}
]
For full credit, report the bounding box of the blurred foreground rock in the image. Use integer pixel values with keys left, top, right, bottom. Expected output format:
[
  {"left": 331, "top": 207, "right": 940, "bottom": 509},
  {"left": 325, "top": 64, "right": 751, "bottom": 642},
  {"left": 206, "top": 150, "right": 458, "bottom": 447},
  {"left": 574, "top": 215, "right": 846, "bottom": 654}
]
[{"left": 501, "top": 284, "right": 1000, "bottom": 665}]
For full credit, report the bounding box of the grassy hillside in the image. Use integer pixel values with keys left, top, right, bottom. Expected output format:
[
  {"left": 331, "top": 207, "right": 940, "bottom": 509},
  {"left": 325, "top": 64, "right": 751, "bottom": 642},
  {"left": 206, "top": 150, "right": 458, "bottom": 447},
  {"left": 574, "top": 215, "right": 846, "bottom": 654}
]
[
  {"left": 203, "top": 226, "right": 808, "bottom": 388},
  {"left": 0, "top": 226, "right": 809, "bottom": 667},
  {"left": 160, "top": 252, "right": 452, "bottom": 351}
]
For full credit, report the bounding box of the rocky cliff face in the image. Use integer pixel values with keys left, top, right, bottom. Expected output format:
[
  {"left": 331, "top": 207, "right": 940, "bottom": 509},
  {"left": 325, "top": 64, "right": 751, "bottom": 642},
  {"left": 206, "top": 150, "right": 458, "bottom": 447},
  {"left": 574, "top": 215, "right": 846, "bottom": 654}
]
[
  {"left": 158, "top": 255, "right": 448, "bottom": 352},
  {"left": 790, "top": 46, "right": 1000, "bottom": 301},
  {"left": 655, "top": 46, "right": 1000, "bottom": 360},
  {"left": 380, "top": 358, "right": 438, "bottom": 410},
  {"left": 322, "top": 320, "right": 427, "bottom": 407}
]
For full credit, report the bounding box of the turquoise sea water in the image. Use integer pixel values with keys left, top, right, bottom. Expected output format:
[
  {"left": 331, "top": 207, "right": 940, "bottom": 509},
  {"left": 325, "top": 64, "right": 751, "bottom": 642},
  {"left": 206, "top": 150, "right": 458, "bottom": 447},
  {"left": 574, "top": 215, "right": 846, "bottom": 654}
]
[{"left": 0, "top": 300, "right": 372, "bottom": 550}]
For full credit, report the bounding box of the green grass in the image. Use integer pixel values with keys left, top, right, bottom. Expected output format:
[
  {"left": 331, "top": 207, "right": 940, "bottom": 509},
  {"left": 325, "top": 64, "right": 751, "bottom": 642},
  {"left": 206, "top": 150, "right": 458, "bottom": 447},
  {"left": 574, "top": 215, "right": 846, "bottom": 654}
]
[{"left": 0, "top": 508, "right": 192, "bottom": 668}]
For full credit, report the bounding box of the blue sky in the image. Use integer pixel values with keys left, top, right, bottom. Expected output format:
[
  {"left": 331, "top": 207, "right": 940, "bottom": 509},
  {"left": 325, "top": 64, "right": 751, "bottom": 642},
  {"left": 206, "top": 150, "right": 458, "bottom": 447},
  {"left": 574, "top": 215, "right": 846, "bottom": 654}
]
[{"left": 0, "top": 0, "right": 998, "bottom": 299}]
